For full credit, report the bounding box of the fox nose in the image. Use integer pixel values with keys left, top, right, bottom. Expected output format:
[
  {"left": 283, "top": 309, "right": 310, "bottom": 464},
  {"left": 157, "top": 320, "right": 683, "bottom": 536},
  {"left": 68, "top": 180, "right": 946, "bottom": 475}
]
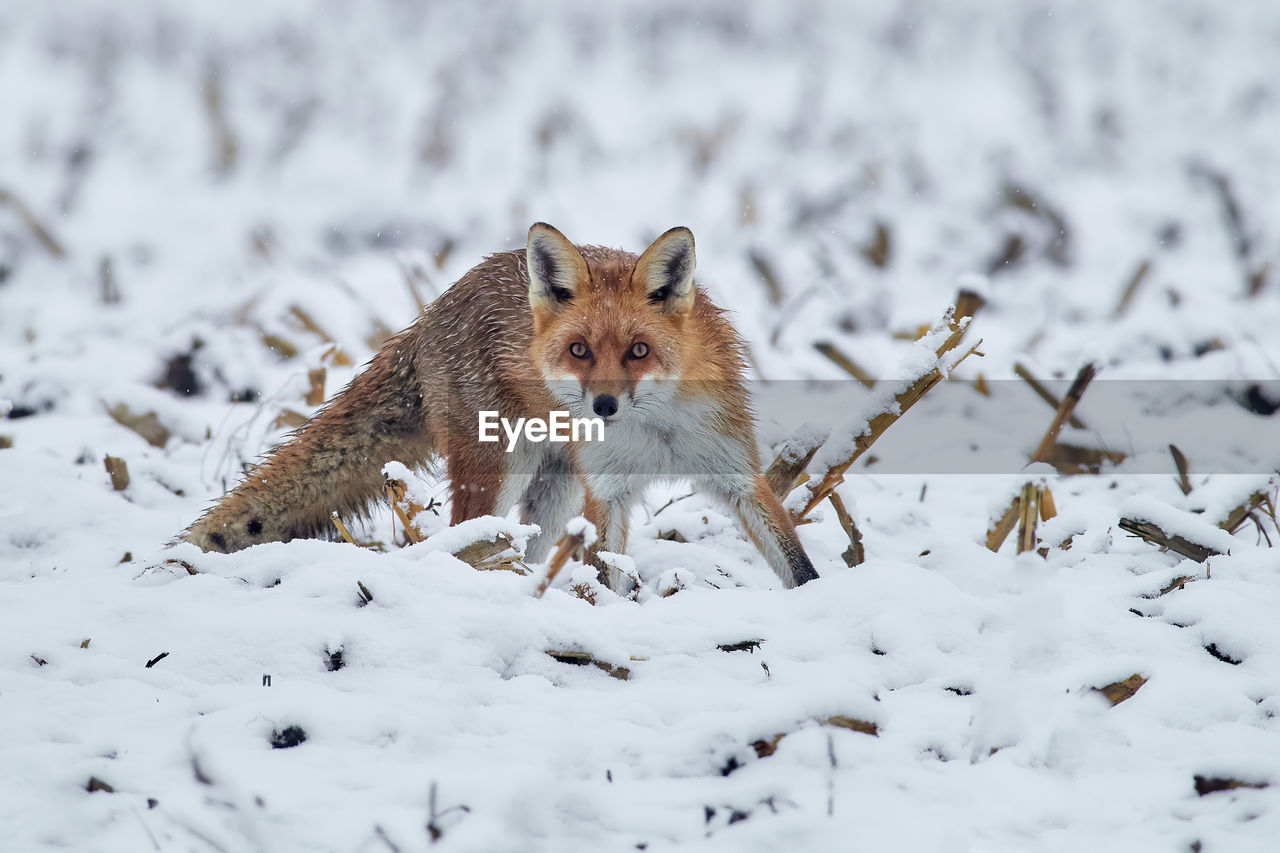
[{"left": 592, "top": 394, "right": 618, "bottom": 418}]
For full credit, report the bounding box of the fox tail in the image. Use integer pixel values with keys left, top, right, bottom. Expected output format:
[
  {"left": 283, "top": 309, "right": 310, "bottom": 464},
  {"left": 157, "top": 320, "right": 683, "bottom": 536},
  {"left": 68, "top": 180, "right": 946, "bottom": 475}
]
[{"left": 183, "top": 337, "right": 434, "bottom": 553}]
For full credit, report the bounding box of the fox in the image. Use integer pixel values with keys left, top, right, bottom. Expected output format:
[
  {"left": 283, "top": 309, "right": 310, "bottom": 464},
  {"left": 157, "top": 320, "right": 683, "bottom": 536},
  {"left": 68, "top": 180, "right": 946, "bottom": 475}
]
[{"left": 183, "top": 223, "right": 819, "bottom": 588}]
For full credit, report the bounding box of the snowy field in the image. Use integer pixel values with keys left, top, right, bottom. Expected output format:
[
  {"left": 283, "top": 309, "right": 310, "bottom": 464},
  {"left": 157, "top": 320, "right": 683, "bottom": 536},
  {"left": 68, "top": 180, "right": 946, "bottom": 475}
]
[{"left": 3, "top": 1, "right": 1280, "bottom": 850}]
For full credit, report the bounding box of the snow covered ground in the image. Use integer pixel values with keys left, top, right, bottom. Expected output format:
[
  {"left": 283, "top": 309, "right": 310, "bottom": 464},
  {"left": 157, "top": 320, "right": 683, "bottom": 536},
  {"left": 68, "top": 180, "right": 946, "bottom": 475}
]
[{"left": 2, "top": 1, "right": 1279, "bottom": 850}]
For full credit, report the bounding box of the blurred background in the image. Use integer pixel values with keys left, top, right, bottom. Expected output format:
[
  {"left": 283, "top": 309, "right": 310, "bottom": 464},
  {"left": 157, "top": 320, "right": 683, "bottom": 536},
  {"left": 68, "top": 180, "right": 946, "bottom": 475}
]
[{"left": 1, "top": 0, "right": 1278, "bottom": 492}]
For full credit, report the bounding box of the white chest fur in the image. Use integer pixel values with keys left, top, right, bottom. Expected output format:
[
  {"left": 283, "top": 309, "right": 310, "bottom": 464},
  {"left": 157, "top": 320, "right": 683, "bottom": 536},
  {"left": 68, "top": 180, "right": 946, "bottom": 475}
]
[{"left": 575, "top": 396, "right": 756, "bottom": 502}]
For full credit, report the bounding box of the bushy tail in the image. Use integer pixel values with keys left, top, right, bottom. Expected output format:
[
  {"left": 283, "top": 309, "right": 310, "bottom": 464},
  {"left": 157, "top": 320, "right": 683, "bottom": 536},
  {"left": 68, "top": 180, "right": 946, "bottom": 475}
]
[{"left": 184, "top": 339, "right": 434, "bottom": 553}]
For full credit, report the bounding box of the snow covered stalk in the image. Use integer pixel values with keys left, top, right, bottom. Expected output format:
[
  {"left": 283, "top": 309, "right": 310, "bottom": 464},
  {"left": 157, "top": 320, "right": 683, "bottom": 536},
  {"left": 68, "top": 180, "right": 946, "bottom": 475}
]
[
  {"left": 986, "top": 483, "right": 1057, "bottom": 554},
  {"left": 1117, "top": 518, "right": 1221, "bottom": 563},
  {"left": 1118, "top": 496, "right": 1240, "bottom": 563},
  {"left": 534, "top": 519, "right": 595, "bottom": 598},
  {"left": 384, "top": 473, "right": 425, "bottom": 544},
  {"left": 794, "top": 292, "right": 984, "bottom": 520},
  {"left": 764, "top": 426, "right": 829, "bottom": 500}
]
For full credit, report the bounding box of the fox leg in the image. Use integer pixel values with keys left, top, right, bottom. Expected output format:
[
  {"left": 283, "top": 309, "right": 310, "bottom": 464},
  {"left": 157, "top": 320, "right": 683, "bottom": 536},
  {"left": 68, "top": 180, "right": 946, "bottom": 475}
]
[
  {"left": 716, "top": 475, "right": 819, "bottom": 588},
  {"left": 446, "top": 439, "right": 507, "bottom": 524},
  {"left": 518, "top": 450, "right": 584, "bottom": 562}
]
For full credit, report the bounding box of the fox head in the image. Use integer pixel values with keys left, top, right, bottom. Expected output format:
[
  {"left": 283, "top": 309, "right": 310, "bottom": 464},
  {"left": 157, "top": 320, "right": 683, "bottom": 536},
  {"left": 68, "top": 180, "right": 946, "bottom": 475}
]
[{"left": 526, "top": 223, "right": 698, "bottom": 424}]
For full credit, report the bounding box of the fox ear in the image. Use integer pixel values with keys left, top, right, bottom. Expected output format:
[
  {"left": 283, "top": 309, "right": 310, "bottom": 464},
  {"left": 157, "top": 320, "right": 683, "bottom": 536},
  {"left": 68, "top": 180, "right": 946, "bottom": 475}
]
[
  {"left": 633, "top": 226, "right": 696, "bottom": 314},
  {"left": 527, "top": 222, "right": 589, "bottom": 312}
]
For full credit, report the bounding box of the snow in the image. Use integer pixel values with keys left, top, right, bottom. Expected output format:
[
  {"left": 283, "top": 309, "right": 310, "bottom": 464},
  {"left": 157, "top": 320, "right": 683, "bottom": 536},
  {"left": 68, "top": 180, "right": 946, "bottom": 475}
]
[
  {"left": 3, "top": 1, "right": 1280, "bottom": 851},
  {"left": 564, "top": 516, "right": 598, "bottom": 550}
]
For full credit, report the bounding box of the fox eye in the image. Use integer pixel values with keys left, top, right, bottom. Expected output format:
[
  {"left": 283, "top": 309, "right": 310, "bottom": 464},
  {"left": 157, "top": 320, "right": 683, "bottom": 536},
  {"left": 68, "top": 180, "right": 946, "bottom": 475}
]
[
  {"left": 569, "top": 342, "right": 590, "bottom": 359},
  {"left": 629, "top": 342, "right": 650, "bottom": 359}
]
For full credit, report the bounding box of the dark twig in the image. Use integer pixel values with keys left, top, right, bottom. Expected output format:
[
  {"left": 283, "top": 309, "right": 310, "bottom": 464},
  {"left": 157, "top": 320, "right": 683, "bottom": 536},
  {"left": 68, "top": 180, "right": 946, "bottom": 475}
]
[
  {"left": 1113, "top": 259, "right": 1151, "bottom": 317},
  {"left": 1170, "top": 445, "right": 1192, "bottom": 496},
  {"left": 426, "top": 781, "right": 471, "bottom": 844},
  {"left": 1014, "top": 363, "right": 1088, "bottom": 430},
  {"left": 827, "top": 732, "right": 837, "bottom": 817},
  {"left": 1030, "top": 364, "right": 1097, "bottom": 466},
  {"left": 827, "top": 492, "right": 865, "bottom": 566}
]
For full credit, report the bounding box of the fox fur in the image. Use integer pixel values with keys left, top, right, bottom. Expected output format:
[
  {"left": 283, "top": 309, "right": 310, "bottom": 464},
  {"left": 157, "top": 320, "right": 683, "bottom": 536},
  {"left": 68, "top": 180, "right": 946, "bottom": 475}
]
[{"left": 183, "top": 224, "right": 818, "bottom": 588}]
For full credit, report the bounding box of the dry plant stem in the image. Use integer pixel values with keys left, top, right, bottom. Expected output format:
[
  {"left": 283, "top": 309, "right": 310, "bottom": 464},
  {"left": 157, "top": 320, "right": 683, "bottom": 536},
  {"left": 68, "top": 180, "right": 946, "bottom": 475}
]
[
  {"left": 0, "top": 187, "right": 67, "bottom": 258},
  {"left": 202, "top": 63, "right": 238, "bottom": 175},
  {"left": 305, "top": 368, "right": 326, "bottom": 407},
  {"left": 1042, "top": 443, "right": 1126, "bottom": 474},
  {"left": 1219, "top": 491, "right": 1270, "bottom": 533},
  {"left": 384, "top": 477, "right": 424, "bottom": 543},
  {"left": 288, "top": 306, "right": 338, "bottom": 345},
  {"left": 272, "top": 409, "right": 307, "bottom": 430},
  {"left": 747, "top": 249, "right": 784, "bottom": 305},
  {"left": 1030, "top": 363, "right": 1097, "bottom": 465},
  {"left": 391, "top": 503, "right": 422, "bottom": 543},
  {"left": 330, "top": 511, "right": 357, "bottom": 545},
  {"left": 535, "top": 529, "right": 586, "bottom": 598},
  {"left": 1038, "top": 487, "right": 1058, "bottom": 521},
  {"left": 259, "top": 330, "right": 300, "bottom": 359},
  {"left": 953, "top": 288, "right": 986, "bottom": 323},
  {"left": 1114, "top": 259, "right": 1152, "bottom": 317},
  {"left": 1117, "top": 518, "right": 1221, "bottom": 563},
  {"left": 103, "top": 456, "right": 130, "bottom": 491},
  {"left": 1159, "top": 575, "right": 1192, "bottom": 596},
  {"left": 861, "top": 222, "right": 892, "bottom": 268},
  {"left": 751, "top": 716, "right": 879, "bottom": 761},
  {"left": 1016, "top": 483, "right": 1038, "bottom": 554},
  {"left": 1249, "top": 260, "right": 1273, "bottom": 297},
  {"left": 813, "top": 342, "right": 875, "bottom": 388},
  {"left": 545, "top": 650, "right": 631, "bottom": 680},
  {"left": 397, "top": 259, "right": 429, "bottom": 311},
  {"left": 765, "top": 444, "right": 821, "bottom": 501},
  {"left": 452, "top": 534, "right": 523, "bottom": 571},
  {"left": 1097, "top": 674, "right": 1147, "bottom": 706},
  {"left": 1013, "top": 363, "right": 1088, "bottom": 429},
  {"left": 652, "top": 491, "right": 695, "bottom": 517},
  {"left": 1170, "top": 445, "right": 1193, "bottom": 496},
  {"left": 797, "top": 320, "right": 982, "bottom": 519},
  {"left": 827, "top": 491, "right": 865, "bottom": 566},
  {"left": 106, "top": 403, "right": 170, "bottom": 448},
  {"left": 986, "top": 494, "right": 1022, "bottom": 552},
  {"left": 1190, "top": 162, "right": 1266, "bottom": 295}
]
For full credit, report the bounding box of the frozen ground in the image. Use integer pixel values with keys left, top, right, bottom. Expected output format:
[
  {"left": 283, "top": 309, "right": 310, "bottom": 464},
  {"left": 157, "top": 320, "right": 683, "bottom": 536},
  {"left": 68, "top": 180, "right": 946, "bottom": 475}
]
[{"left": 2, "top": 1, "right": 1279, "bottom": 850}]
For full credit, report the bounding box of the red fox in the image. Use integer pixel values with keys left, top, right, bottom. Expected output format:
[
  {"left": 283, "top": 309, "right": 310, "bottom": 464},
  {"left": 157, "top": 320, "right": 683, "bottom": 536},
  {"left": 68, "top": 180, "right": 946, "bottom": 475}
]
[{"left": 184, "top": 224, "right": 819, "bottom": 588}]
